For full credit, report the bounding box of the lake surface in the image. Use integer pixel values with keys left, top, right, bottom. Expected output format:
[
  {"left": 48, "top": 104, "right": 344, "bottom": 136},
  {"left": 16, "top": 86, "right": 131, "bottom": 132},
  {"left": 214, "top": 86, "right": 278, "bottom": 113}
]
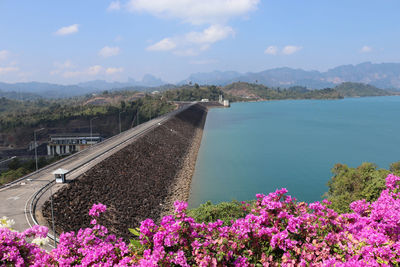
[{"left": 188, "top": 96, "right": 400, "bottom": 208}]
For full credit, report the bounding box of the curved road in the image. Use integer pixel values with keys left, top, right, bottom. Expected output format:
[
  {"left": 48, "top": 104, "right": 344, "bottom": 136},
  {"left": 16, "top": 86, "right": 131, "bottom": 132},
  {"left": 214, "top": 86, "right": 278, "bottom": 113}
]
[{"left": 0, "top": 104, "right": 192, "bottom": 233}]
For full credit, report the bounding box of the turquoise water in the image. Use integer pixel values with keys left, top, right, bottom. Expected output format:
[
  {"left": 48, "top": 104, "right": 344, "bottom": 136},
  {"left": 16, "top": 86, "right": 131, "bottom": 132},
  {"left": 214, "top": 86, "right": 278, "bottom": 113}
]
[{"left": 188, "top": 96, "right": 400, "bottom": 208}]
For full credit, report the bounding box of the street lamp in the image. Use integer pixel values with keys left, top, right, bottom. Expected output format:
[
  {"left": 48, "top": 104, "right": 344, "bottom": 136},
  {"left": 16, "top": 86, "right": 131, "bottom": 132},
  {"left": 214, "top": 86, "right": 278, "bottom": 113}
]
[
  {"left": 119, "top": 111, "right": 125, "bottom": 134},
  {"left": 90, "top": 117, "right": 98, "bottom": 147},
  {"left": 34, "top": 128, "right": 45, "bottom": 171}
]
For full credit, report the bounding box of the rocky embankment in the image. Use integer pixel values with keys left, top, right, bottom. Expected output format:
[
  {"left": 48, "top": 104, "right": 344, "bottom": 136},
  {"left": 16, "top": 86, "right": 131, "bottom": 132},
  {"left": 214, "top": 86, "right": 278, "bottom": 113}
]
[{"left": 42, "top": 104, "right": 207, "bottom": 241}]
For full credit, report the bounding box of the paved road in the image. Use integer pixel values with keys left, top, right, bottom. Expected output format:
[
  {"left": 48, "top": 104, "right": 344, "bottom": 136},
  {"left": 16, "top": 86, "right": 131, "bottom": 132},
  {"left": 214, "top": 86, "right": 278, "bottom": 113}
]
[{"left": 0, "top": 104, "right": 191, "bottom": 233}]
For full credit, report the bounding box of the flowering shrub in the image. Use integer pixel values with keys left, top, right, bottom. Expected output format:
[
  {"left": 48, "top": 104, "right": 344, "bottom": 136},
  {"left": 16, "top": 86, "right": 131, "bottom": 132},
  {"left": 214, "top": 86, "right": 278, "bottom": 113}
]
[{"left": 2, "top": 174, "right": 400, "bottom": 266}]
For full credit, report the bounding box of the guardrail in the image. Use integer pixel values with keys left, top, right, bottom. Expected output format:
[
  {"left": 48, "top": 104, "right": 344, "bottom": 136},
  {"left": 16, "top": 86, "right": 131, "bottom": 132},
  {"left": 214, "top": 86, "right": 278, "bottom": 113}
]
[{"left": 28, "top": 178, "right": 58, "bottom": 246}]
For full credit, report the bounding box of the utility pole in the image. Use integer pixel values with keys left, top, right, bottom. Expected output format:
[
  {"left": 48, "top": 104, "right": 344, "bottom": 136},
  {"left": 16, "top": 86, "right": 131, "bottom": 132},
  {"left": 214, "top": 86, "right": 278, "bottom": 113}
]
[
  {"left": 34, "top": 128, "right": 45, "bottom": 171},
  {"left": 118, "top": 110, "right": 126, "bottom": 133},
  {"left": 90, "top": 117, "right": 98, "bottom": 147},
  {"left": 119, "top": 111, "right": 122, "bottom": 134}
]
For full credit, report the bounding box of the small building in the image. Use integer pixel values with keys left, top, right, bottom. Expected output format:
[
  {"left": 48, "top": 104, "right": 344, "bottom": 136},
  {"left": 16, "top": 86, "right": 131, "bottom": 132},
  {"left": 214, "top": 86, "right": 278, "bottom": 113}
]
[
  {"left": 52, "top": 168, "right": 69, "bottom": 183},
  {"left": 223, "top": 100, "right": 230, "bottom": 107},
  {"left": 28, "top": 141, "right": 39, "bottom": 151},
  {"left": 47, "top": 133, "right": 102, "bottom": 156},
  {"left": 201, "top": 99, "right": 209, "bottom": 102}
]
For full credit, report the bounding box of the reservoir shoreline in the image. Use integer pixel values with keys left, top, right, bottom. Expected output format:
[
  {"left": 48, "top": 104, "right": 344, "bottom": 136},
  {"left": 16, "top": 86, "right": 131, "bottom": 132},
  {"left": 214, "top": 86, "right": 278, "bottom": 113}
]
[{"left": 160, "top": 105, "right": 208, "bottom": 217}]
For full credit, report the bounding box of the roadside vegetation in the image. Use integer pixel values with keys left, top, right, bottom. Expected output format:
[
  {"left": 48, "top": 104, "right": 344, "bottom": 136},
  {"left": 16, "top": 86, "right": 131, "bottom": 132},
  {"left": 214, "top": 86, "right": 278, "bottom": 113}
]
[
  {"left": 0, "top": 156, "right": 63, "bottom": 185},
  {"left": 0, "top": 92, "right": 174, "bottom": 185},
  {"left": 0, "top": 92, "right": 174, "bottom": 148},
  {"left": 0, "top": 92, "right": 173, "bottom": 132}
]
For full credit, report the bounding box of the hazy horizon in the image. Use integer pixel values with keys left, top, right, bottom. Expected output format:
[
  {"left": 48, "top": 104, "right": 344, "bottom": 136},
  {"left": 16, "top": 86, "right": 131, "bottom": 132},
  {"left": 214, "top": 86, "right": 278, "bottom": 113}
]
[{"left": 0, "top": 61, "right": 396, "bottom": 86}]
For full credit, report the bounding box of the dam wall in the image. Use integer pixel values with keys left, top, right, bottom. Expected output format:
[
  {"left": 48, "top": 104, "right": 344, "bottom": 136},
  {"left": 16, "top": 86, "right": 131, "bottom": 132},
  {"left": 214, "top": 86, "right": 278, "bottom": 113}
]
[{"left": 42, "top": 103, "right": 207, "bottom": 241}]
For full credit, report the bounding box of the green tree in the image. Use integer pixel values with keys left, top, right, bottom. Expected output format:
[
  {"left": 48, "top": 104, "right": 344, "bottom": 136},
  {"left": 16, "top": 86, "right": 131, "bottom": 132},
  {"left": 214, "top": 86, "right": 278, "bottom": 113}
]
[
  {"left": 120, "top": 101, "right": 126, "bottom": 110},
  {"left": 390, "top": 161, "right": 400, "bottom": 172},
  {"left": 325, "top": 161, "right": 400, "bottom": 213},
  {"left": 8, "top": 158, "right": 22, "bottom": 170}
]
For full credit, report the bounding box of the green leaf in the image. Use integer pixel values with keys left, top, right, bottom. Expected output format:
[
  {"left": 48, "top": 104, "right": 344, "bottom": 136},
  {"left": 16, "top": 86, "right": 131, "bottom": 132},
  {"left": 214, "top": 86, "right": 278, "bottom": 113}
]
[
  {"left": 129, "top": 228, "right": 140, "bottom": 236},
  {"left": 130, "top": 239, "right": 142, "bottom": 249}
]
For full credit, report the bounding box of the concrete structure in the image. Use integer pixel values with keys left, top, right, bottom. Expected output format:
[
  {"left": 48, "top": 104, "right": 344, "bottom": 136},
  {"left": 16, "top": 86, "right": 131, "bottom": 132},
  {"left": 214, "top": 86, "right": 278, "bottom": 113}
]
[
  {"left": 52, "top": 168, "right": 69, "bottom": 183},
  {"left": 223, "top": 99, "right": 230, "bottom": 107},
  {"left": 47, "top": 133, "right": 102, "bottom": 156}
]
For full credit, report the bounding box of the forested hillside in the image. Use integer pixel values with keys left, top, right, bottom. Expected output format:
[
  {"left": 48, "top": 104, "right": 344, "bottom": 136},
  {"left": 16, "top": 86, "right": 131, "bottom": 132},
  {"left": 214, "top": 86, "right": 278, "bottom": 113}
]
[
  {"left": 162, "top": 84, "right": 243, "bottom": 102},
  {"left": 334, "top": 82, "right": 394, "bottom": 97},
  {"left": 223, "top": 82, "right": 343, "bottom": 100},
  {"left": 0, "top": 91, "right": 174, "bottom": 149}
]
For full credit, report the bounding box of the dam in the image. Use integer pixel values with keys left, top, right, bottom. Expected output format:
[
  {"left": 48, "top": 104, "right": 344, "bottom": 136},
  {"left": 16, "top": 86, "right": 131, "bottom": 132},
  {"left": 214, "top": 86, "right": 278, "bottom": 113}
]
[
  {"left": 0, "top": 102, "right": 211, "bottom": 243},
  {"left": 41, "top": 103, "right": 208, "bottom": 240}
]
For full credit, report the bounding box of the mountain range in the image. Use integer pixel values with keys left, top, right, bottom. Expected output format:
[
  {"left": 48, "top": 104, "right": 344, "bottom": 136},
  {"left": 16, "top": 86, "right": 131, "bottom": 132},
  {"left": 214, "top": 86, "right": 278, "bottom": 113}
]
[
  {"left": 0, "top": 74, "right": 167, "bottom": 99},
  {"left": 183, "top": 62, "right": 400, "bottom": 89},
  {"left": 1, "top": 62, "right": 400, "bottom": 99}
]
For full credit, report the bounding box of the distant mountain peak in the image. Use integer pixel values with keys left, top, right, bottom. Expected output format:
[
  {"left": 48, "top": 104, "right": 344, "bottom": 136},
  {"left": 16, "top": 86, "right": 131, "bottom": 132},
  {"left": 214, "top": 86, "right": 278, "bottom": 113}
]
[
  {"left": 141, "top": 74, "right": 164, "bottom": 87},
  {"left": 181, "top": 62, "right": 400, "bottom": 89}
]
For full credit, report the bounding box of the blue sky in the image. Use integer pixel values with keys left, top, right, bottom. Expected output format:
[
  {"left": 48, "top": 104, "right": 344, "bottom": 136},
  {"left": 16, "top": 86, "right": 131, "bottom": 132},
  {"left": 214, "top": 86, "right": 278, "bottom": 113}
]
[{"left": 0, "top": 0, "right": 399, "bottom": 84}]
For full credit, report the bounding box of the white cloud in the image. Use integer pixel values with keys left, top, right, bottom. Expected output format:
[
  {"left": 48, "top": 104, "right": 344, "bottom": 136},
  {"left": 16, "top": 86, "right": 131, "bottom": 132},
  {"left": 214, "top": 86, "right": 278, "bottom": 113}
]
[
  {"left": 173, "top": 49, "right": 199, "bottom": 57},
  {"left": 147, "top": 38, "right": 177, "bottom": 51},
  {"left": 360, "top": 45, "right": 372, "bottom": 53},
  {"left": 0, "top": 66, "right": 19, "bottom": 74},
  {"left": 107, "top": 1, "right": 121, "bottom": 11},
  {"left": 130, "top": 1, "right": 258, "bottom": 56},
  {"left": 0, "top": 50, "right": 10, "bottom": 61},
  {"left": 87, "top": 65, "right": 103, "bottom": 75},
  {"left": 148, "top": 24, "right": 234, "bottom": 55},
  {"left": 51, "top": 60, "right": 75, "bottom": 75},
  {"left": 62, "top": 65, "right": 103, "bottom": 78},
  {"left": 62, "top": 71, "right": 82, "bottom": 78},
  {"left": 264, "top": 45, "right": 278, "bottom": 55},
  {"left": 55, "top": 65, "right": 123, "bottom": 78},
  {"left": 99, "top": 46, "right": 121, "bottom": 57},
  {"left": 55, "top": 24, "right": 79, "bottom": 36},
  {"left": 282, "top": 45, "right": 302, "bottom": 55},
  {"left": 54, "top": 60, "right": 74, "bottom": 69},
  {"left": 106, "top": 67, "right": 124, "bottom": 74},
  {"left": 50, "top": 70, "right": 60, "bottom": 75},
  {"left": 127, "top": 0, "right": 260, "bottom": 25},
  {"left": 186, "top": 25, "right": 234, "bottom": 44}
]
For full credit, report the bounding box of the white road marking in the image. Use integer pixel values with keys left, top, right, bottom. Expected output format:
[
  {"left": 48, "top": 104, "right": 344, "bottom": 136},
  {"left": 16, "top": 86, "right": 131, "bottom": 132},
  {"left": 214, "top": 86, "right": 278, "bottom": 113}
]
[{"left": 7, "top": 193, "right": 25, "bottom": 200}]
